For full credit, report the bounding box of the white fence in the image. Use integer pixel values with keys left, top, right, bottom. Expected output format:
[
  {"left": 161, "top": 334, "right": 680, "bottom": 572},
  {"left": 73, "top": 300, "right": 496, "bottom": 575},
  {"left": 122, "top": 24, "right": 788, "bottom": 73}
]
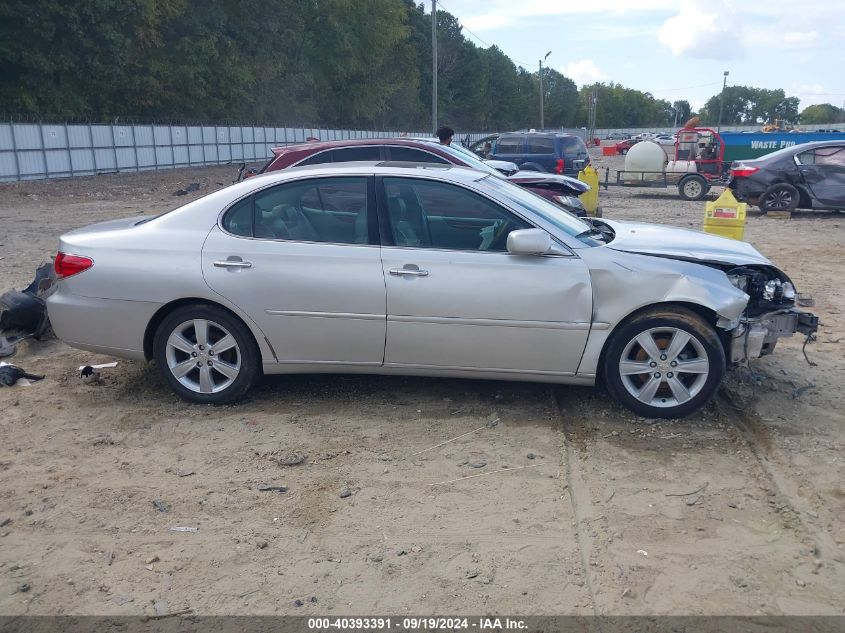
[
  {"left": 0, "top": 122, "right": 489, "bottom": 182},
  {"left": 593, "top": 123, "right": 845, "bottom": 139}
]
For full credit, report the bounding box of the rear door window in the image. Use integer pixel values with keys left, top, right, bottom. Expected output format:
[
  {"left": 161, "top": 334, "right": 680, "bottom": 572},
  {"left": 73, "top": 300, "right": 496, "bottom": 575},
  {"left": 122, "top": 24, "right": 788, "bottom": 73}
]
[
  {"left": 331, "top": 146, "right": 382, "bottom": 162},
  {"left": 247, "top": 177, "right": 373, "bottom": 244},
  {"left": 388, "top": 147, "right": 450, "bottom": 163}
]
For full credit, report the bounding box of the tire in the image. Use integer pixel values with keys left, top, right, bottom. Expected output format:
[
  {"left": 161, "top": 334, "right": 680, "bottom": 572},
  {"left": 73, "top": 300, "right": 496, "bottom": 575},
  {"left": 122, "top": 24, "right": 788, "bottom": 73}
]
[
  {"left": 602, "top": 307, "right": 725, "bottom": 419},
  {"left": 678, "top": 174, "right": 708, "bottom": 201},
  {"left": 760, "top": 183, "right": 799, "bottom": 212},
  {"left": 153, "top": 303, "right": 260, "bottom": 404},
  {"left": 620, "top": 148, "right": 628, "bottom": 155}
]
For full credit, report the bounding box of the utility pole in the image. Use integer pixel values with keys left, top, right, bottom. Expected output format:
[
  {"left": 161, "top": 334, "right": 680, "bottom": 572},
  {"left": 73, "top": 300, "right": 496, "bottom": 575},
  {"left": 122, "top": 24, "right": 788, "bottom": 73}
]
[
  {"left": 539, "top": 51, "right": 551, "bottom": 130},
  {"left": 431, "top": 0, "right": 438, "bottom": 135},
  {"left": 717, "top": 70, "right": 729, "bottom": 133}
]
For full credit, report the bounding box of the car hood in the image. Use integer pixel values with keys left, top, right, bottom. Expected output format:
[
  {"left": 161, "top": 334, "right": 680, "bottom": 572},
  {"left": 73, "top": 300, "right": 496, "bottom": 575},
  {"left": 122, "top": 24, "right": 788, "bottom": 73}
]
[
  {"left": 508, "top": 171, "right": 589, "bottom": 193},
  {"left": 600, "top": 219, "right": 773, "bottom": 266}
]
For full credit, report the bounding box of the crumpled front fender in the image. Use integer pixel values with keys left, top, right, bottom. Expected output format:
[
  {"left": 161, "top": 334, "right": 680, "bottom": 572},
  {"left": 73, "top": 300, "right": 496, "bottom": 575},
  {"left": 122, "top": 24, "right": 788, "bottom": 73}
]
[{"left": 575, "top": 248, "right": 748, "bottom": 376}]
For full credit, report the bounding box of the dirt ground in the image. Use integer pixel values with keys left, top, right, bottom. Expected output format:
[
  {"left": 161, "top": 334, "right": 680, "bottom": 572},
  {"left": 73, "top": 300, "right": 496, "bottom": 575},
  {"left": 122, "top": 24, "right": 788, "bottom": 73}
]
[{"left": 0, "top": 151, "right": 843, "bottom": 617}]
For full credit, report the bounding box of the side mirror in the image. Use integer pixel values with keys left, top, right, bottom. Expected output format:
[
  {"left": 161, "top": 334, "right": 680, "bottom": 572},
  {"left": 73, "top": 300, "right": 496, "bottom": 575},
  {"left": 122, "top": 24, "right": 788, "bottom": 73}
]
[{"left": 507, "top": 229, "right": 552, "bottom": 256}]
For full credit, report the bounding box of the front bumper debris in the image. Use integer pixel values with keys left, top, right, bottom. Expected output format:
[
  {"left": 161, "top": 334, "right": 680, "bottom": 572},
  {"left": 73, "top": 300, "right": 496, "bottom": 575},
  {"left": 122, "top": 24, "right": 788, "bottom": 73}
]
[{"left": 729, "top": 309, "right": 818, "bottom": 363}]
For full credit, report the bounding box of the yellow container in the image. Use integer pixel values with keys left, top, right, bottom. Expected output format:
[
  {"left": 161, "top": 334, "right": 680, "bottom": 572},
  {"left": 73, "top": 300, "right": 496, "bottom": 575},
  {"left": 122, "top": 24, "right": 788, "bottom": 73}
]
[
  {"left": 703, "top": 188, "right": 746, "bottom": 241},
  {"left": 577, "top": 166, "right": 600, "bottom": 216}
]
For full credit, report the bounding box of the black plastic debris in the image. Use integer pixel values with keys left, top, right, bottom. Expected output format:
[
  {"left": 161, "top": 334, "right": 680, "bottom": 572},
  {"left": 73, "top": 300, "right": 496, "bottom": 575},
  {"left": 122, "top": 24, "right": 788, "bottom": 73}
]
[
  {"left": 0, "top": 364, "right": 45, "bottom": 387},
  {"left": 0, "top": 262, "right": 54, "bottom": 357}
]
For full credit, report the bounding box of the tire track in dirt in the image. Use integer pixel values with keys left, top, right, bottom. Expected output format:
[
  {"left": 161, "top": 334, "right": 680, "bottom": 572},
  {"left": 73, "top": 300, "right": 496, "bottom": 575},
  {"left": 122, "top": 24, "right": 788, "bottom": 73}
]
[
  {"left": 551, "top": 387, "right": 601, "bottom": 616},
  {"left": 719, "top": 387, "right": 845, "bottom": 568}
]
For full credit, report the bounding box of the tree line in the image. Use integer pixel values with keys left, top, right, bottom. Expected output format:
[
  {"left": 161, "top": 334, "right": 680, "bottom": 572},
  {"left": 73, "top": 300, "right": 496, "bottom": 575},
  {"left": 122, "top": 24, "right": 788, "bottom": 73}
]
[{"left": 0, "top": 0, "right": 838, "bottom": 130}]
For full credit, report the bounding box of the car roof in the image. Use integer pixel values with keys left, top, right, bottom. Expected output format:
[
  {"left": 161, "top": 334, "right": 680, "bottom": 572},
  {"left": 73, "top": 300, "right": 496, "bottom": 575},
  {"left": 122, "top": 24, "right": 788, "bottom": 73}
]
[
  {"left": 270, "top": 137, "right": 438, "bottom": 154},
  {"left": 499, "top": 131, "right": 579, "bottom": 138},
  {"left": 249, "top": 160, "right": 488, "bottom": 184}
]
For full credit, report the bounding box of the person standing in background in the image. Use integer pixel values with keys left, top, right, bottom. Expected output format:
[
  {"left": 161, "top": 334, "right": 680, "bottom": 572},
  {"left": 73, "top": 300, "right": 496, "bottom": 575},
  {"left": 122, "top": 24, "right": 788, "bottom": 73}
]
[{"left": 436, "top": 126, "right": 454, "bottom": 146}]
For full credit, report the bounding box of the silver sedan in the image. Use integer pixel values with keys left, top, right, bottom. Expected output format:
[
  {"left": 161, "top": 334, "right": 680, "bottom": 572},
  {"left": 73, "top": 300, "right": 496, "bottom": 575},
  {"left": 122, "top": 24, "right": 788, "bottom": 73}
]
[{"left": 47, "top": 163, "right": 816, "bottom": 418}]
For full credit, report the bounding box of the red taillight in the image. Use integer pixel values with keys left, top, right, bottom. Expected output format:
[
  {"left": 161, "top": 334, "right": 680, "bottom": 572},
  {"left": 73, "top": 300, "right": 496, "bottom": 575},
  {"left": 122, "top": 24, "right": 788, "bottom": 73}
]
[
  {"left": 555, "top": 158, "right": 565, "bottom": 174},
  {"left": 731, "top": 164, "right": 759, "bottom": 178},
  {"left": 54, "top": 252, "right": 93, "bottom": 279}
]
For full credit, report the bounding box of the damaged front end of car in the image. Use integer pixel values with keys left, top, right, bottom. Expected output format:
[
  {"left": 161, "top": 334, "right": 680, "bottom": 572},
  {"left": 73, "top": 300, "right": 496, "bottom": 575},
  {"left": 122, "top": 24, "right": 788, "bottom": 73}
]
[{"left": 721, "top": 265, "right": 818, "bottom": 364}]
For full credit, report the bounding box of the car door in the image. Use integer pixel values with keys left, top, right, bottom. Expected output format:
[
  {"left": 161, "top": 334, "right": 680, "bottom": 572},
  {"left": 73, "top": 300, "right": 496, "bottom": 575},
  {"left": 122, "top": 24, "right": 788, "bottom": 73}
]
[
  {"left": 378, "top": 176, "right": 593, "bottom": 375},
  {"left": 796, "top": 145, "right": 845, "bottom": 207},
  {"left": 202, "top": 175, "right": 386, "bottom": 366}
]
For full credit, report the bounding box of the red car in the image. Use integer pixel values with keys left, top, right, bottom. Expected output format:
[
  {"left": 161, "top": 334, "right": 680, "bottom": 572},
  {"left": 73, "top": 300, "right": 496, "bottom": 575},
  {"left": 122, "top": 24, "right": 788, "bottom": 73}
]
[
  {"left": 246, "top": 138, "right": 590, "bottom": 217},
  {"left": 614, "top": 138, "right": 642, "bottom": 155}
]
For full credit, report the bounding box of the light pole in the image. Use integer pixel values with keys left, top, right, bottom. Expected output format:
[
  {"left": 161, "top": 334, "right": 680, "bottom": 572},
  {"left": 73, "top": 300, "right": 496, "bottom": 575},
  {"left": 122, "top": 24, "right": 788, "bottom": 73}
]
[
  {"left": 431, "top": 0, "right": 438, "bottom": 135},
  {"left": 539, "top": 50, "right": 551, "bottom": 130},
  {"left": 717, "top": 70, "right": 729, "bottom": 133}
]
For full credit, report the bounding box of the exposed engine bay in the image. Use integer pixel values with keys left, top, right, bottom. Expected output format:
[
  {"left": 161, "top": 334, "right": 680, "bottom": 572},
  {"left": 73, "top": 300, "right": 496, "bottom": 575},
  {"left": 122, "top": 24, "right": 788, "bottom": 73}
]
[{"left": 722, "top": 265, "right": 818, "bottom": 363}]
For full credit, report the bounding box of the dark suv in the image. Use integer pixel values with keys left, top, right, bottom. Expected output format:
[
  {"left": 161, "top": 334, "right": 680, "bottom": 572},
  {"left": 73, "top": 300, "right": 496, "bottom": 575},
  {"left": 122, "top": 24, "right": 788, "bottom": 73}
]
[{"left": 488, "top": 132, "right": 590, "bottom": 175}]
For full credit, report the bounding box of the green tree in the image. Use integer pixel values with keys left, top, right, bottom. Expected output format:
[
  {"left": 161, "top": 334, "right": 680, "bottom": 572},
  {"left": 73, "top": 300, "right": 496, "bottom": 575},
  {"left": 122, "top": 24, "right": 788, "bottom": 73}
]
[
  {"left": 799, "top": 103, "right": 845, "bottom": 125},
  {"left": 699, "top": 86, "right": 800, "bottom": 126}
]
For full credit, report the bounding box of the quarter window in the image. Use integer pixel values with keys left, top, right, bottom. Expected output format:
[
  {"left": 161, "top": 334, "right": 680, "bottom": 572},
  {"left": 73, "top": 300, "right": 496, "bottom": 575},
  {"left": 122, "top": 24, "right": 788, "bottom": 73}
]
[
  {"left": 383, "top": 177, "right": 531, "bottom": 252},
  {"left": 221, "top": 197, "right": 253, "bottom": 237},
  {"left": 526, "top": 137, "right": 555, "bottom": 153}
]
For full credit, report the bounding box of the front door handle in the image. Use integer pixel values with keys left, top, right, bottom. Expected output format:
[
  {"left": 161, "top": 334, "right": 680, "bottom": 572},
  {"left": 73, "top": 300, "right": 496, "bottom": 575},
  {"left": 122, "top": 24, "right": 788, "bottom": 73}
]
[
  {"left": 214, "top": 259, "right": 253, "bottom": 269},
  {"left": 389, "top": 267, "right": 429, "bottom": 277}
]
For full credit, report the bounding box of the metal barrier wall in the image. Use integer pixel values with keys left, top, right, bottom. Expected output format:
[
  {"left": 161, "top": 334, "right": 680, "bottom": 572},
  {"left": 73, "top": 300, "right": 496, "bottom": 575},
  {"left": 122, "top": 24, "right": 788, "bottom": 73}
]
[{"left": 0, "top": 123, "right": 490, "bottom": 182}]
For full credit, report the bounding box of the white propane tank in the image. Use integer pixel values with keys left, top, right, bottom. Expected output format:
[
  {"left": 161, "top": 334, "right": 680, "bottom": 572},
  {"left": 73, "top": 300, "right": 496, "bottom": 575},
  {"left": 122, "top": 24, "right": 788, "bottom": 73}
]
[{"left": 623, "top": 141, "right": 667, "bottom": 182}]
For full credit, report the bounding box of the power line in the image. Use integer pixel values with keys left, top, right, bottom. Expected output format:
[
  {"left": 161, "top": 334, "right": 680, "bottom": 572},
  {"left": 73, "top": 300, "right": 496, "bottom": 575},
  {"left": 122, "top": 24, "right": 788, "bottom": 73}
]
[{"left": 434, "top": 0, "right": 539, "bottom": 68}]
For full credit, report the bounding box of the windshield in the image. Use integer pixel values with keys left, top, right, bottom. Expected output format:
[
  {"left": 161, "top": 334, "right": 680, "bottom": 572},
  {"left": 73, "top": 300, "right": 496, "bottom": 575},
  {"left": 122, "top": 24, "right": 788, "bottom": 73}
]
[
  {"left": 419, "top": 140, "right": 507, "bottom": 179},
  {"left": 478, "top": 175, "right": 597, "bottom": 242}
]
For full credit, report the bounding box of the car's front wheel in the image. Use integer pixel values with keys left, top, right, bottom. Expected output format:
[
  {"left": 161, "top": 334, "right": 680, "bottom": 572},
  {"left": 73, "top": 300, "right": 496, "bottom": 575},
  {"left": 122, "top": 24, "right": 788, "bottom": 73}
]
[
  {"left": 153, "top": 303, "right": 260, "bottom": 404},
  {"left": 602, "top": 307, "right": 725, "bottom": 419}
]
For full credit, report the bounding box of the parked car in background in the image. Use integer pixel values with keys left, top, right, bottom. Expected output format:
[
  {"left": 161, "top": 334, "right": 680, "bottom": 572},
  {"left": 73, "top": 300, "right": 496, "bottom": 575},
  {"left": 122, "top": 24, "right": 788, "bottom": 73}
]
[
  {"left": 615, "top": 138, "right": 642, "bottom": 154},
  {"left": 729, "top": 141, "right": 845, "bottom": 212},
  {"left": 605, "top": 131, "right": 628, "bottom": 140},
  {"left": 47, "top": 162, "right": 816, "bottom": 418},
  {"left": 488, "top": 132, "right": 590, "bottom": 176},
  {"left": 254, "top": 137, "right": 589, "bottom": 216},
  {"left": 653, "top": 135, "right": 676, "bottom": 146}
]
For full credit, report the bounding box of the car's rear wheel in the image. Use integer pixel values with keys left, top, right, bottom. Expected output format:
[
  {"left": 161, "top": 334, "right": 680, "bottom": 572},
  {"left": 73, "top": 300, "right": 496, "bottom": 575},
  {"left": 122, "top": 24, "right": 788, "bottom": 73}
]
[
  {"left": 603, "top": 308, "right": 725, "bottom": 419},
  {"left": 760, "top": 183, "right": 799, "bottom": 212},
  {"left": 153, "top": 304, "right": 259, "bottom": 404},
  {"left": 678, "top": 174, "right": 708, "bottom": 201}
]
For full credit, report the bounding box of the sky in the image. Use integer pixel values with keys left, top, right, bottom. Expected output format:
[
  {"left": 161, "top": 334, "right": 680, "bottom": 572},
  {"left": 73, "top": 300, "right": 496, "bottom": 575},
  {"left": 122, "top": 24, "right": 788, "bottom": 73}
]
[{"left": 432, "top": 0, "right": 845, "bottom": 113}]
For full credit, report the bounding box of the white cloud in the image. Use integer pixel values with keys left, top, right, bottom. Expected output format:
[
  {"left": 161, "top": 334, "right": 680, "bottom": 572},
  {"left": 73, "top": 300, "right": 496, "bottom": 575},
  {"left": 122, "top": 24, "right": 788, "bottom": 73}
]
[
  {"left": 457, "top": 0, "right": 675, "bottom": 32},
  {"left": 657, "top": 0, "right": 746, "bottom": 60},
  {"left": 563, "top": 59, "right": 608, "bottom": 86},
  {"left": 790, "top": 84, "right": 838, "bottom": 108},
  {"left": 783, "top": 30, "right": 820, "bottom": 46}
]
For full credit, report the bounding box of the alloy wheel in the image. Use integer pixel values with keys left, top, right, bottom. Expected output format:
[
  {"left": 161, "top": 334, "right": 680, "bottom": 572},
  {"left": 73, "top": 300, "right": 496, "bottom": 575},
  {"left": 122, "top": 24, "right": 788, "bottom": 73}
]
[
  {"left": 618, "top": 327, "right": 710, "bottom": 408},
  {"left": 165, "top": 319, "right": 242, "bottom": 394},
  {"left": 764, "top": 188, "right": 793, "bottom": 210}
]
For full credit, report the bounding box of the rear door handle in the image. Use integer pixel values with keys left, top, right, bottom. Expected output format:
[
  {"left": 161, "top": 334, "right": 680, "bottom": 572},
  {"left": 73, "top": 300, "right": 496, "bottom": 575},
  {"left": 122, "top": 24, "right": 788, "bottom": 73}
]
[
  {"left": 389, "top": 267, "right": 429, "bottom": 277},
  {"left": 214, "top": 260, "right": 253, "bottom": 269}
]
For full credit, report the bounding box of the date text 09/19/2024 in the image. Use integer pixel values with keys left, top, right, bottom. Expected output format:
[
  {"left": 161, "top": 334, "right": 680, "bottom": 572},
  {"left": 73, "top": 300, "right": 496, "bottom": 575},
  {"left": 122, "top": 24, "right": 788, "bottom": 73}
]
[{"left": 308, "top": 617, "right": 528, "bottom": 630}]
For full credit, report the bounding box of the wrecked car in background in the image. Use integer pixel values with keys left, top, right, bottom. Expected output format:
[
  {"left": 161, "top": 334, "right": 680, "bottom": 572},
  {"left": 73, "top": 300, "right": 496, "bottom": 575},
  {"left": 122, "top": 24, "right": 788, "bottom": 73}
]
[{"left": 47, "top": 163, "right": 816, "bottom": 418}]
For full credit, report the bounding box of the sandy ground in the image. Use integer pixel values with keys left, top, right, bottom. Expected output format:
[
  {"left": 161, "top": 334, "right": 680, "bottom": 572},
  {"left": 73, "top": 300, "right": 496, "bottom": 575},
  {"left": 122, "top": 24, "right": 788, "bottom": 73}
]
[{"left": 0, "top": 153, "right": 844, "bottom": 617}]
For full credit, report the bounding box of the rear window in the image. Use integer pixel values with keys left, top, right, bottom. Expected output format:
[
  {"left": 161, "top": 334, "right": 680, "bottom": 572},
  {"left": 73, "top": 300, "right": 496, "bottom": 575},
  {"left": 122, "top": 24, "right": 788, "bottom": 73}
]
[
  {"left": 526, "top": 137, "right": 555, "bottom": 154},
  {"left": 496, "top": 135, "right": 524, "bottom": 153},
  {"left": 559, "top": 137, "right": 586, "bottom": 155},
  {"left": 296, "top": 146, "right": 381, "bottom": 166}
]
